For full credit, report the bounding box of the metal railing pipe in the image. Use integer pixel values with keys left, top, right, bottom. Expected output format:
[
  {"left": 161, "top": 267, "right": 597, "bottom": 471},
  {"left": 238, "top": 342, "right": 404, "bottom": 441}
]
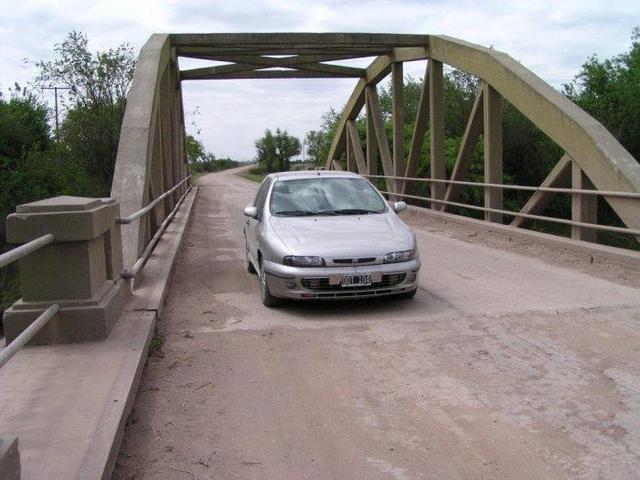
[
  {"left": 366, "top": 174, "right": 640, "bottom": 199},
  {"left": 0, "top": 234, "right": 55, "bottom": 269},
  {"left": 117, "top": 176, "right": 191, "bottom": 225},
  {"left": 380, "top": 191, "right": 640, "bottom": 236},
  {"left": 121, "top": 185, "right": 192, "bottom": 280},
  {"left": 0, "top": 303, "right": 60, "bottom": 369}
]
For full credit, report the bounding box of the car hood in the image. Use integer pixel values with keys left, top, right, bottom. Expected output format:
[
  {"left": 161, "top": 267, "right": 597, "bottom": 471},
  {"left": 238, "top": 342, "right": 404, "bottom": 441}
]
[{"left": 269, "top": 213, "right": 414, "bottom": 257}]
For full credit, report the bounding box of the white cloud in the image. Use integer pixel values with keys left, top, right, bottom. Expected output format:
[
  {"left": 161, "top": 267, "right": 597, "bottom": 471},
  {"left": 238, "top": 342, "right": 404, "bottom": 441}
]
[{"left": 1, "top": 0, "right": 638, "bottom": 159}]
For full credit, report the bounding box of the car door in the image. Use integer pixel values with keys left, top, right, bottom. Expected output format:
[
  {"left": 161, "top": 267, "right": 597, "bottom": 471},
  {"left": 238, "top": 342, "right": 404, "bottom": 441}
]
[{"left": 245, "top": 178, "right": 272, "bottom": 264}]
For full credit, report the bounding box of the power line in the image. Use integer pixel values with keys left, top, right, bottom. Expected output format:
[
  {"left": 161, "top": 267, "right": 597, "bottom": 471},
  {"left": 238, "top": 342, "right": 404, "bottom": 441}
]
[{"left": 42, "top": 86, "right": 70, "bottom": 139}]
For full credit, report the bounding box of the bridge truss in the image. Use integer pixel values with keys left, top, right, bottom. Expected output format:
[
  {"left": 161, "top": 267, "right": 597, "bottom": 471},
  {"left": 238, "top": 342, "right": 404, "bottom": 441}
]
[{"left": 112, "top": 33, "right": 640, "bottom": 271}]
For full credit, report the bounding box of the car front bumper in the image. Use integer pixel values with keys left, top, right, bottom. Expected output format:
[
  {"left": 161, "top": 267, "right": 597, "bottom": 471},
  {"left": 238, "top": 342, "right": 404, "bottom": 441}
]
[{"left": 262, "top": 258, "right": 421, "bottom": 300}]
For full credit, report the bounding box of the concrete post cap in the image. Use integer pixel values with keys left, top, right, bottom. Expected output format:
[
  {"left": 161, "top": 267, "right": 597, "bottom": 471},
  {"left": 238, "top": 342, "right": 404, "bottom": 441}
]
[{"left": 6, "top": 197, "right": 119, "bottom": 243}]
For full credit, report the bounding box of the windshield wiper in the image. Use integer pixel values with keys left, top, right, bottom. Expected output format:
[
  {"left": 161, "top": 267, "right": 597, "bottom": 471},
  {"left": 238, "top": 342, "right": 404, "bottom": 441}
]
[
  {"left": 314, "top": 209, "right": 339, "bottom": 215},
  {"left": 327, "top": 208, "right": 381, "bottom": 215},
  {"left": 274, "top": 209, "right": 317, "bottom": 216}
]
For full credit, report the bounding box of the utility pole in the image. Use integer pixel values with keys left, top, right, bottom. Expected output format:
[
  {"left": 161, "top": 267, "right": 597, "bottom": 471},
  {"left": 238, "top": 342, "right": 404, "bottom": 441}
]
[{"left": 42, "top": 86, "right": 70, "bottom": 140}]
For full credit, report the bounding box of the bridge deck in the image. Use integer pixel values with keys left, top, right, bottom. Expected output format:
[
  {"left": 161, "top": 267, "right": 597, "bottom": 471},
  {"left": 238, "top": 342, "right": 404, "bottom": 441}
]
[{"left": 114, "top": 168, "right": 640, "bottom": 479}]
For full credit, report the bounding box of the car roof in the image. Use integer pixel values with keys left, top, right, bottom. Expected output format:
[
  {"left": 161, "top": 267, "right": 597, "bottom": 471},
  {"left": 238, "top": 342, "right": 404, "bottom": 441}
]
[{"left": 267, "top": 170, "right": 362, "bottom": 181}]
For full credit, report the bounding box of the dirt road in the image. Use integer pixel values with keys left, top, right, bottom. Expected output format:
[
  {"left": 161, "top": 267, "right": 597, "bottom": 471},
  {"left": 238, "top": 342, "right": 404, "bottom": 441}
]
[{"left": 114, "top": 168, "right": 640, "bottom": 479}]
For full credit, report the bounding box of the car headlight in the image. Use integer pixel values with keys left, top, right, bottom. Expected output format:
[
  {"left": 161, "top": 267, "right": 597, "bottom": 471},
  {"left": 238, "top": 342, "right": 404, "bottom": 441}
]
[
  {"left": 383, "top": 250, "right": 415, "bottom": 264},
  {"left": 283, "top": 256, "right": 325, "bottom": 267}
]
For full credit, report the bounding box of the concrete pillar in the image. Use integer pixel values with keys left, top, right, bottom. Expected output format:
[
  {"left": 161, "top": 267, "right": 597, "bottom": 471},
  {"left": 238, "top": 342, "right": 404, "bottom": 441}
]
[
  {"left": 346, "top": 125, "right": 356, "bottom": 173},
  {"left": 392, "top": 62, "right": 405, "bottom": 195},
  {"left": 483, "top": 83, "right": 503, "bottom": 223},
  {"left": 0, "top": 435, "right": 20, "bottom": 480},
  {"left": 429, "top": 60, "right": 445, "bottom": 208},
  {"left": 572, "top": 163, "right": 598, "bottom": 242},
  {"left": 3, "top": 196, "right": 129, "bottom": 345},
  {"left": 366, "top": 92, "right": 378, "bottom": 176}
]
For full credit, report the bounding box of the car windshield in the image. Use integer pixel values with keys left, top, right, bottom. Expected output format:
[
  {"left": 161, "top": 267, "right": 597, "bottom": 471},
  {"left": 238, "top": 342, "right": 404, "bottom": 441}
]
[{"left": 270, "top": 177, "right": 387, "bottom": 216}]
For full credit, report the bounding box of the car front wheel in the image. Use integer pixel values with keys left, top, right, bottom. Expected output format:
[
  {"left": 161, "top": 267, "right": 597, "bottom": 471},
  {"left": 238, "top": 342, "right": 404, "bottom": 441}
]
[{"left": 260, "top": 265, "right": 281, "bottom": 307}]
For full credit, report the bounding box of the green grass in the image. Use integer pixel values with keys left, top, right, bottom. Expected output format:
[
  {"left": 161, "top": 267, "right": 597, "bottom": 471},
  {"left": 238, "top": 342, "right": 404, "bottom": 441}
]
[
  {"left": 242, "top": 166, "right": 267, "bottom": 183},
  {"left": 149, "top": 330, "right": 165, "bottom": 353}
]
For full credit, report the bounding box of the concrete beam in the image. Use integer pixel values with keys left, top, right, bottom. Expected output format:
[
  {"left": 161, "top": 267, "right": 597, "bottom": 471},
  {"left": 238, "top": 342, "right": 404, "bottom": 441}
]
[
  {"left": 572, "top": 163, "right": 598, "bottom": 242},
  {"left": 347, "top": 120, "right": 367, "bottom": 174},
  {"left": 171, "top": 32, "right": 430, "bottom": 49},
  {"left": 180, "top": 62, "right": 366, "bottom": 80},
  {"left": 402, "top": 62, "right": 430, "bottom": 194},
  {"left": 324, "top": 48, "right": 429, "bottom": 170},
  {"left": 511, "top": 154, "right": 572, "bottom": 228},
  {"left": 111, "top": 34, "right": 171, "bottom": 271},
  {"left": 429, "top": 60, "right": 446, "bottom": 208},
  {"left": 366, "top": 85, "right": 394, "bottom": 193},
  {"left": 443, "top": 86, "right": 484, "bottom": 212},
  {"left": 366, "top": 91, "right": 378, "bottom": 176},
  {"left": 392, "top": 62, "right": 405, "bottom": 195},
  {"left": 483, "top": 83, "right": 503, "bottom": 223}
]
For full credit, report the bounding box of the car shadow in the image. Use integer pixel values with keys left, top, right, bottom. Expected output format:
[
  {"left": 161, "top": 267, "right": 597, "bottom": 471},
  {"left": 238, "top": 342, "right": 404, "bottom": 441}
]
[{"left": 274, "top": 287, "right": 453, "bottom": 321}]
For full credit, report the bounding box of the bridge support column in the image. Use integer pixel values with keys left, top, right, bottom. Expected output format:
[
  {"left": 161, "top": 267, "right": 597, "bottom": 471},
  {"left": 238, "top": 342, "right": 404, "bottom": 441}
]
[
  {"left": 571, "top": 163, "right": 598, "bottom": 242},
  {"left": 366, "top": 93, "right": 378, "bottom": 176},
  {"left": 3, "top": 196, "right": 129, "bottom": 345},
  {"left": 392, "top": 62, "right": 405, "bottom": 197},
  {"left": 483, "top": 83, "right": 503, "bottom": 223},
  {"left": 429, "top": 60, "right": 445, "bottom": 208}
]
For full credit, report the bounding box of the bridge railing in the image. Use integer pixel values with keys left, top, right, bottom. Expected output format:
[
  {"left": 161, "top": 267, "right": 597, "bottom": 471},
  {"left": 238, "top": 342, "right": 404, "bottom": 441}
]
[
  {"left": 367, "top": 174, "right": 640, "bottom": 237},
  {"left": 0, "top": 235, "right": 58, "bottom": 369},
  {"left": 119, "top": 181, "right": 193, "bottom": 282},
  {"left": 324, "top": 35, "right": 640, "bottom": 246}
]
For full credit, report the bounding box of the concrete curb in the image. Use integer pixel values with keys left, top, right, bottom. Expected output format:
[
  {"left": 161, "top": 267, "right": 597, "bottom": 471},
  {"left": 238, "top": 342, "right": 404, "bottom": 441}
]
[
  {"left": 0, "top": 435, "right": 20, "bottom": 480},
  {"left": 77, "top": 186, "right": 198, "bottom": 480},
  {"left": 405, "top": 205, "right": 640, "bottom": 269}
]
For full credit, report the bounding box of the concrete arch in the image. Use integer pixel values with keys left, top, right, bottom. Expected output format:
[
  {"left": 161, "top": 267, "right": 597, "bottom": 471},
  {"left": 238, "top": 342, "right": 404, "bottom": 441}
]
[{"left": 325, "top": 35, "right": 640, "bottom": 232}]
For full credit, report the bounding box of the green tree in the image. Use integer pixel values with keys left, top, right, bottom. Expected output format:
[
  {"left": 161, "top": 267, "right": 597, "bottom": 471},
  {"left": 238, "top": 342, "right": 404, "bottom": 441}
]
[
  {"left": 35, "top": 31, "right": 136, "bottom": 194},
  {"left": 186, "top": 134, "right": 240, "bottom": 173},
  {"left": 0, "top": 87, "right": 52, "bottom": 239},
  {"left": 255, "top": 128, "right": 301, "bottom": 172},
  {"left": 305, "top": 109, "right": 340, "bottom": 166},
  {"left": 0, "top": 85, "right": 50, "bottom": 160},
  {"left": 563, "top": 27, "right": 640, "bottom": 161}
]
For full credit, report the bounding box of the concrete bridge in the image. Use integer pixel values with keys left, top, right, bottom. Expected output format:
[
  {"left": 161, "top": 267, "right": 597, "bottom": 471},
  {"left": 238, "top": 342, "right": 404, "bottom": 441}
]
[{"left": 1, "top": 33, "right": 639, "bottom": 479}]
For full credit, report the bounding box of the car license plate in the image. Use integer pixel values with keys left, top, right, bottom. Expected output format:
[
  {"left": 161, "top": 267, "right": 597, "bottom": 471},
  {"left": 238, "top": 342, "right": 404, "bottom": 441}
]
[{"left": 341, "top": 273, "right": 372, "bottom": 287}]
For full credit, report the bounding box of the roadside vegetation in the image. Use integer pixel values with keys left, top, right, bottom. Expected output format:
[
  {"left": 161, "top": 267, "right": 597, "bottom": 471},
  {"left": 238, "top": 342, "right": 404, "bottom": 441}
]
[
  {"left": 0, "top": 32, "right": 236, "bottom": 327},
  {"left": 302, "top": 27, "right": 640, "bottom": 250}
]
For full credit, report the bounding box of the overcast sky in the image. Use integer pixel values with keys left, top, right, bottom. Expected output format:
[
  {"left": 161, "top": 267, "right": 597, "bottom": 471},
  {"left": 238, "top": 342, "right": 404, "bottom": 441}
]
[{"left": 1, "top": 0, "right": 638, "bottom": 160}]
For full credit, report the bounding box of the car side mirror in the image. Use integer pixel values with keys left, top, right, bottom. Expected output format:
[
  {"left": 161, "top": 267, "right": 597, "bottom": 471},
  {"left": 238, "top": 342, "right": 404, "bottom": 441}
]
[
  {"left": 244, "top": 205, "right": 258, "bottom": 218},
  {"left": 393, "top": 201, "right": 407, "bottom": 213}
]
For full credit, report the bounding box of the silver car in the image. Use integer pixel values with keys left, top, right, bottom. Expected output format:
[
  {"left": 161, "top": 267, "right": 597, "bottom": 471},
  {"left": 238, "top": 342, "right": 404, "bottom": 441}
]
[{"left": 243, "top": 170, "right": 420, "bottom": 307}]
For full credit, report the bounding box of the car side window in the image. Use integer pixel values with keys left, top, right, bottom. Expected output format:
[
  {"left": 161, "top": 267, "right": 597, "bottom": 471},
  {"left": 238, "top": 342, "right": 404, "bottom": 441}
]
[{"left": 253, "top": 179, "right": 272, "bottom": 220}]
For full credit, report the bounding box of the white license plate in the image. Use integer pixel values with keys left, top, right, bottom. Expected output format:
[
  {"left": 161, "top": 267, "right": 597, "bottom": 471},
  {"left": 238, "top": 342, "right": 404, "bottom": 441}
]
[{"left": 341, "top": 273, "right": 372, "bottom": 287}]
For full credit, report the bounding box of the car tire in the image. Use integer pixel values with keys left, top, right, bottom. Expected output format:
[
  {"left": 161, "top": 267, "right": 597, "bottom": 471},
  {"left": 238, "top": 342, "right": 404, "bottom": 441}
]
[
  {"left": 260, "top": 265, "right": 281, "bottom": 307},
  {"left": 397, "top": 288, "right": 417, "bottom": 300},
  {"left": 245, "top": 244, "right": 257, "bottom": 274}
]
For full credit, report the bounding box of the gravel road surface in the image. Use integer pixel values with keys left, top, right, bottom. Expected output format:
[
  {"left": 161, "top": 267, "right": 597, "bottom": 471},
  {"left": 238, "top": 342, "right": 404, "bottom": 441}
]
[{"left": 114, "top": 168, "right": 640, "bottom": 480}]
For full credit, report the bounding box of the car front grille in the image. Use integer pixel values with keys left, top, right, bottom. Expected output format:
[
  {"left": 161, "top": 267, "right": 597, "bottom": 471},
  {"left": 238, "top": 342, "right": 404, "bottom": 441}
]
[
  {"left": 332, "top": 257, "right": 377, "bottom": 264},
  {"left": 301, "top": 273, "right": 406, "bottom": 292}
]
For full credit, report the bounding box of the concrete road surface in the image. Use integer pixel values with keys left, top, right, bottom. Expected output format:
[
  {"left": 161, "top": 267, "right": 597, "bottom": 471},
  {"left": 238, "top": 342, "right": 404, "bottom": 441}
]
[{"left": 114, "top": 168, "right": 640, "bottom": 479}]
